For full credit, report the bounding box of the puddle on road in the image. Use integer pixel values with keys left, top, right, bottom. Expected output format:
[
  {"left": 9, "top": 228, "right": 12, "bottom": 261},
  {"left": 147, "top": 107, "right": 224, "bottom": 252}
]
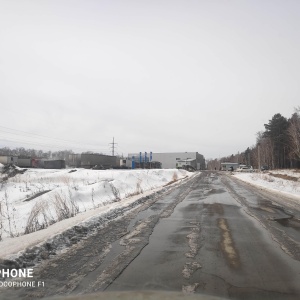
[
  {"left": 126, "top": 192, "right": 180, "bottom": 232},
  {"left": 251, "top": 198, "right": 294, "bottom": 222},
  {"left": 184, "top": 203, "right": 203, "bottom": 212},
  {"left": 205, "top": 188, "right": 226, "bottom": 195},
  {"left": 73, "top": 185, "right": 191, "bottom": 293},
  {"left": 273, "top": 217, "right": 300, "bottom": 231},
  {"left": 203, "top": 203, "right": 224, "bottom": 216},
  {"left": 127, "top": 209, "right": 156, "bottom": 231}
]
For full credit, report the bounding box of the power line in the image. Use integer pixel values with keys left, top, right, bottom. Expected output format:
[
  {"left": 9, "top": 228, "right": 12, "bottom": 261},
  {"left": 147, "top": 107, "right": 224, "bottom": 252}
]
[
  {"left": 109, "top": 137, "right": 117, "bottom": 156},
  {"left": 0, "top": 124, "right": 113, "bottom": 154},
  {"left": 0, "top": 134, "right": 109, "bottom": 151},
  {"left": 0, "top": 125, "right": 109, "bottom": 148},
  {"left": 0, "top": 125, "right": 80, "bottom": 144},
  {"left": 0, "top": 138, "right": 110, "bottom": 153}
]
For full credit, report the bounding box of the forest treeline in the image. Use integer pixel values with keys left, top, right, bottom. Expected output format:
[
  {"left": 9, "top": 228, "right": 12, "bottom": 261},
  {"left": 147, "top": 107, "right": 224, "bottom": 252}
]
[
  {"left": 1, "top": 108, "right": 300, "bottom": 170},
  {"left": 207, "top": 107, "right": 300, "bottom": 170},
  {"left": 0, "top": 148, "right": 73, "bottom": 160},
  {"left": 0, "top": 148, "right": 106, "bottom": 161}
]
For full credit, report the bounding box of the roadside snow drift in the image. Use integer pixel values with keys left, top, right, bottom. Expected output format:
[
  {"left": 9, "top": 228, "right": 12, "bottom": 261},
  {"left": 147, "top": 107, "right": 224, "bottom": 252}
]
[
  {"left": 0, "top": 166, "right": 191, "bottom": 244},
  {"left": 233, "top": 169, "right": 300, "bottom": 198}
]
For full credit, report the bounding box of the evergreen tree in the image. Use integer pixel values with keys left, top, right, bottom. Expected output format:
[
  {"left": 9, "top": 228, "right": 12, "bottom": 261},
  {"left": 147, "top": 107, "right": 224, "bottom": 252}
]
[{"left": 264, "top": 113, "right": 289, "bottom": 168}]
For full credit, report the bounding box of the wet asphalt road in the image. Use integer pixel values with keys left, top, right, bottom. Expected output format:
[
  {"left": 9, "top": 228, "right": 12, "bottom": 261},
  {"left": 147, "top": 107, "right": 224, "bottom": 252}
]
[
  {"left": 104, "top": 171, "right": 300, "bottom": 299},
  {"left": 2, "top": 171, "right": 300, "bottom": 299}
]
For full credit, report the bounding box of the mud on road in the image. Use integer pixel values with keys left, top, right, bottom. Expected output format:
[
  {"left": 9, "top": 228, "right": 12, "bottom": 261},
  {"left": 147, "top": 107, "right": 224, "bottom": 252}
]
[
  {"left": 0, "top": 174, "right": 198, "bottom": 299},
  {"left": 1, "top": 171, "right": 300, "bottom": 300}
]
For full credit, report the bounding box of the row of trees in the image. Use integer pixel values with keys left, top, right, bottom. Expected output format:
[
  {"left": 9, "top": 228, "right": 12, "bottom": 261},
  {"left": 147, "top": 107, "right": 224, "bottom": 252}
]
[
  {"left": 207, "top": 107, "right": 300, "bottom": 170},
  {"left": 0, "top": 147, "right": 52, "bottom": 158},
  {"left": 256, "top": 109, "right": 300, "bottom": 169},
  {"left": 0, "top": 148, "right": 111, "bottom": 162},
  {"left": 0, "top": 147, "right": 75, "bottom": 160}
]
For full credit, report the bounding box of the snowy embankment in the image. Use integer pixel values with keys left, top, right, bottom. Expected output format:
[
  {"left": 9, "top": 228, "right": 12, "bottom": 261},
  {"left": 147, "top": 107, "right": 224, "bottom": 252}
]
[
  {"left": 233, "top": 169, "right": 300, "bottom": 199},
  {"left": 0, "top": 164, "right": 193, "bottom": 260}
]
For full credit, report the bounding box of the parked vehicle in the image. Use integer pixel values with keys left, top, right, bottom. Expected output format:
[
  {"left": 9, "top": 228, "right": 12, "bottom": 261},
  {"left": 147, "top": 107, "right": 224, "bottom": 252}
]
[
  {"left": 261, "top": 165, "right": 269, "bottom": 171},
  {"left": 236, "top": 166, "right": 254, "bottom": 172},
  {"left": 44, "top": 160, "right": 66, "bottom": 169}
]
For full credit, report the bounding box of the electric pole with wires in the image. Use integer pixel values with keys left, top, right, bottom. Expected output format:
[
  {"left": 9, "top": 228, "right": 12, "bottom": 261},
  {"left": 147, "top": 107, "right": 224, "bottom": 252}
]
[{"left": 109, "top": 137, "right": 117, "bottom": 156}]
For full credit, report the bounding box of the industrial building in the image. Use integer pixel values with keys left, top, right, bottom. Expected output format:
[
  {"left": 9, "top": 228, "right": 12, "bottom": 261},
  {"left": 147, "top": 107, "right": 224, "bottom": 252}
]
[
  {"left": 176, "top": 158, "right": 197, "bottom": 170},
  {"left": 44, "top": 160, "right": 66, "bottom": 169},
  {"left": 0, "top": 155, "right": 66, "bottom": 169},
  {"left": 152, "top": 152, "right": 205, "bottom": 170},
  {"left": 128, "top": 152, "right": 205, "bottom": 170},
  {"left": 80, "top": 153, "right": 118, "bottom": 169},
  {"left": 68, "top": 154, "right": 82, "bottom": 168},
  {"left": 221, "top": 162, "right": 240, "bottom": 171},
  {"left": 0, "top": 155, "right": 18, "bottom": 165}
]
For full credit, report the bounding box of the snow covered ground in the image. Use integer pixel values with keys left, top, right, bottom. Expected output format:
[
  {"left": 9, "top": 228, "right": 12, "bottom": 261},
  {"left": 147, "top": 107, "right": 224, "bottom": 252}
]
[
  {"left": 0, "top": 164, "right": 193, "bottom": 259},
  {"left": 3, "top": 165, "right": 298, "bottom": 263},
  {"left": 233, "top": 169, "right": 300, "bottom": 198}
]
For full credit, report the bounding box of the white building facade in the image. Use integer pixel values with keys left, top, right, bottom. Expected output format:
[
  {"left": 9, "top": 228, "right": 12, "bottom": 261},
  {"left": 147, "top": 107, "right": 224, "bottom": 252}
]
[
  {"left": 152, "top": 152, "right": 205, "bottom": 170},
  {"left": 127, "top": 152, "right": 205, "bottom": 170}
]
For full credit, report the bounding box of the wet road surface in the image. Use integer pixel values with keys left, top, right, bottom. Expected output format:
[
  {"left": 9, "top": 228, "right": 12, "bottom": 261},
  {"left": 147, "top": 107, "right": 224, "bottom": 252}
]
[{"left": 2, "top": 171, "right": 300, "bottom": 299}]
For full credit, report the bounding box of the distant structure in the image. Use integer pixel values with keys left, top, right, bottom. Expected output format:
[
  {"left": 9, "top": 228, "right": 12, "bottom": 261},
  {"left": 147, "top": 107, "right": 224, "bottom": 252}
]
[
  {"left": 220, "top": 162, "right": 240, "bottom": 171},
  {"left": 127, "top": 152, "right": 159, "bottom": 169},
  {"left": 44, "top": 160, "right": 66, "bottom": 169},
  {"left": 0, "top": 155, "right": 66, "bottom": 169},
  {"left": 0, "top": 155, "right": 17, "bottom": 165},
  {"left": 109, "top": 137, "right": 117, "bottom": 156},
  {"left": 68, "top": 153, "right": 118, "bottom": 169},
  {"left": 128, "top": 152, "right": 205, "bottom": 170},
  {"left": 152, "top": 152, "right": 205, "bottom": 170}
]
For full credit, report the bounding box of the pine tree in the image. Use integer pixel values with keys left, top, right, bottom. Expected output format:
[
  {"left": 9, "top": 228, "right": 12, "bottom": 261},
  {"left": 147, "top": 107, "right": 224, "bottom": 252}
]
[{"left": 264, "top": 113, "right": 289, "bottom": 168}]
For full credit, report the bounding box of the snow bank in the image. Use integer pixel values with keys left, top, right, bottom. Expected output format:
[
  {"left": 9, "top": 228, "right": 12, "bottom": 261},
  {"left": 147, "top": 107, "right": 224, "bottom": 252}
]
[
  {"left": 233, "top": 171, "right": 300, "bottom": 198},
  {"left": 0, "top": 168, "right": 191, "bottom": 259}
]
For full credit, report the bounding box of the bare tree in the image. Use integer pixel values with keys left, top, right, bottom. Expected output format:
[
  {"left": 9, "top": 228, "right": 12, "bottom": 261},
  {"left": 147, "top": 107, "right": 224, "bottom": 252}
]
[
  {"left": 256, "top": 132, "right": 275, "bottom": 169},
  {"left": 206, "top": 159, "right": 220, "bottom": 170},
  {"left": 287, "top": 107, "right": 300, "bottom": 162}
]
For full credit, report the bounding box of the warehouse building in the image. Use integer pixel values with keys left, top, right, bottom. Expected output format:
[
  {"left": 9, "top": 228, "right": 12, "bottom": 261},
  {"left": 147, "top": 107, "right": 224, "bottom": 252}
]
[
  {"left": 44, "top": 160, "right": 66, "bottom": 169},
  {"left": 80, "top": 153, "right": 118, "bottom": 169},
  {"left": 128, "top": 152, "right": 205, "bottom": 170},
  {"left": 220, "top": 162, "right": 240, "bottom": 171},
  {"left": 0, "top": 155, "right": 18, "bottom": 165},
  {"left": 152, "top": 152, "right": 205, "bottom": 170}
]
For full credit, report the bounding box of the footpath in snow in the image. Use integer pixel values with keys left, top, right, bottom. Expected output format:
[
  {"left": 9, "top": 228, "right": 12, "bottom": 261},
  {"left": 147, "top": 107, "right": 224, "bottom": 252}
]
[{"left": 0, "top": 165, "right": 193, "bottom": 261}]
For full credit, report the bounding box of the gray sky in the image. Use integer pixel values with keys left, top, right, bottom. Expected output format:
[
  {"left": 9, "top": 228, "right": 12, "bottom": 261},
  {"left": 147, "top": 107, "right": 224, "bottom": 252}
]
[{"left": 1, "top": 0, "right": 300, "bottom": 159}]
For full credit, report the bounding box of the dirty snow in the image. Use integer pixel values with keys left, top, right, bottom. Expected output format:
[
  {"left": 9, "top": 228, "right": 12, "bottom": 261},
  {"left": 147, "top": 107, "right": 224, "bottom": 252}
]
[
  {"left": 233, "top": 169, "right": 300, "bottom": 198},
  {"left": 0, "top": 167, "right": 192, "bottom": 259}
]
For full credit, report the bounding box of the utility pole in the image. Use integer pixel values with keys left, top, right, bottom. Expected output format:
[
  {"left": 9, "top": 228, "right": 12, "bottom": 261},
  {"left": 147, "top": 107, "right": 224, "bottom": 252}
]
[
  {"left": 257, "top": 142, "right": 261, "bottom": 171},
  {"left": 109, "top": 137, "right": 117, "bottom": 156}
]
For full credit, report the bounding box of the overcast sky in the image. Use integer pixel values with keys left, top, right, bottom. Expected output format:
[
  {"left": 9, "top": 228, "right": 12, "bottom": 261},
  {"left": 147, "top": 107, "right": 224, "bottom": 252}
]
[{"left": 1, "top": 0, "right": 300, "bottom": 159}]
